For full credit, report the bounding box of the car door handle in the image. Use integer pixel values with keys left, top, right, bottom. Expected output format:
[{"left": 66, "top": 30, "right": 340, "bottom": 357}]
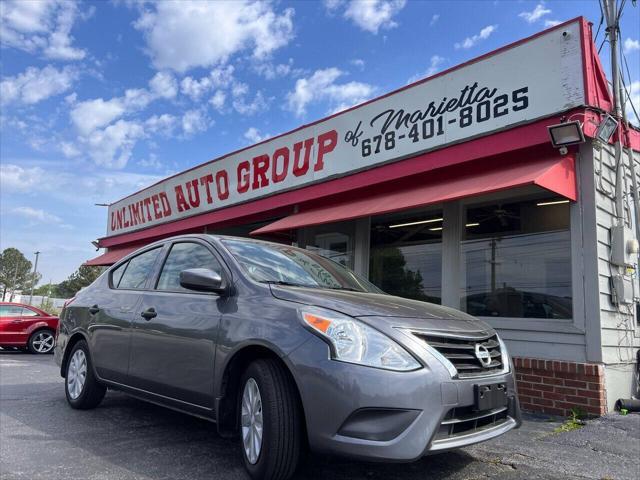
[
  {"left": 89, "top": 305, "right": 100, "bottom": 314},
  {"left": 140, "top": 308, "right": 157, "bottom": 320}
]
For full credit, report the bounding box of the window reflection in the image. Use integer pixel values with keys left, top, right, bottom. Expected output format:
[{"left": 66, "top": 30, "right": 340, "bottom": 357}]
[
  {"left": 370, "top": 211, "right": 443, "bottom": 303},
  {"left": 461, "top": 198, "right": 572, "bottom": 319}
]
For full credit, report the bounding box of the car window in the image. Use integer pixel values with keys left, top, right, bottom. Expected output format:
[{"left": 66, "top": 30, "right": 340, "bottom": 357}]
[
  {"left": 156, "top": 242, "right": 222, "bottom": 291},
  {"left": 0, "top": 306, "right": 38, "bottom": 316},
  {"left": 117, "top": 248, "right": 161, "bottom": 290},
  {"left": 111, "top": 261, "right": 128, "bottom": 287}
]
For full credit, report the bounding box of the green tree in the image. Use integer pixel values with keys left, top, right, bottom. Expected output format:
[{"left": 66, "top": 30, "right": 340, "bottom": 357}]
[
  {"left": 0, "top": 248, "right": 35, "bottom": 300},
  {"left": 369, "top": 247, "right": 430, "bottom": 302},
  {"left": 33, "top": 282, "right": 58, "bottom": 296},
  {"left": 56, "top": 265, "right": 103, "bottom": 298}
]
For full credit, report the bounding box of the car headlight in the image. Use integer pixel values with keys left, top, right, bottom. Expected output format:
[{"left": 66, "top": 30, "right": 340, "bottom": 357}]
[{"left": 300, "top": 307, "right": 421, "bottom": 371}]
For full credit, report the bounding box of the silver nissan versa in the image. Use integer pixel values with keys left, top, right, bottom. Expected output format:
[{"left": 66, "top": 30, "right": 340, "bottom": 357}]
[{"left": 55, "top": 234, "right": 521, "bottom": 480}]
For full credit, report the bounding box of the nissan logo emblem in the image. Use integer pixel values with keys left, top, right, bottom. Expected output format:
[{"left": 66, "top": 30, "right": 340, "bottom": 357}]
[{"left": 474, "top": 343, "right": 492, "bottom": 367}]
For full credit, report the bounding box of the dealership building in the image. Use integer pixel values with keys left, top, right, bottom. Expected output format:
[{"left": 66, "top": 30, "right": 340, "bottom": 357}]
[{"left": 88, "top": 18, "right": 639, "bottom": 416}]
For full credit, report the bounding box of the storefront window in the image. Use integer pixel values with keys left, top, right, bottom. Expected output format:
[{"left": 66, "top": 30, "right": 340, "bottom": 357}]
[
  {"left": 369, "top": 210, "right": 443, "bottom": 303},
  {"left": 460, "top": 197, "right": 572, "bottom": 319},
  {"left": 303, "top": 222, "right": 355, "bottom": 269}
]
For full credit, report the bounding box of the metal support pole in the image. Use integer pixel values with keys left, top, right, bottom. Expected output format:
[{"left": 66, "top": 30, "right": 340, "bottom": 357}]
[
  {"left": 603, "top": 0, "right": 626, "bottom": 225},
  {"left": 28, "top": 251, "right": 40, "bottom": 306}
]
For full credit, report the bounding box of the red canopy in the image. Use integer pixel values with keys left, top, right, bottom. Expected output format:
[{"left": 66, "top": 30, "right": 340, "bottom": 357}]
[
  {"left": 251, "top": 154, "right": 576, "bottom": 236},
  {"left": 84, "top": 245, "right": 140, "bottom": 266}
]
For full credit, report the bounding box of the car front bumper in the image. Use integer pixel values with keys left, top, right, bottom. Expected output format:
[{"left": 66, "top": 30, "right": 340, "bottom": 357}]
[{"left": 286, "top": 332, "right": 521, "bottom": 462}]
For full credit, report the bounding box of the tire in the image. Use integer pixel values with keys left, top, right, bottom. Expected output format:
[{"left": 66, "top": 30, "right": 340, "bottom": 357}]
[
  {"left": 239, "top": 358, "right": 302, "bottom": 480},
  {"left": 64, "top": 340, "right": 106, "bottom": 410},
  {"left": 27, "top": 329, "right": 55, "bottom": 354}
]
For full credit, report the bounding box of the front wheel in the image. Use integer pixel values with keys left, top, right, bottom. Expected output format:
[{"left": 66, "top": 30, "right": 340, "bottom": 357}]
[
  {"left": 65, "top": 340, "right": 106, "bottom": 409},
  {"left": 27, "top": 330, "right": 55, "bottom": 354},
  {"left": 239, "top": 359, "right": 302, "bottom": 480}
]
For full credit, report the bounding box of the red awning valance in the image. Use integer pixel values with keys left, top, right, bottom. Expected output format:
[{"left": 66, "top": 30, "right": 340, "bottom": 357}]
[
  {"left": 251, "top": 154, "right": 576, "bottom": 236},
  {"left": 84, "top": 245, "right": 140, "bottom": 266}
]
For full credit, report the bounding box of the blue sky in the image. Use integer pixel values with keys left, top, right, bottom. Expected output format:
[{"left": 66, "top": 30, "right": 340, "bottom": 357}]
[{"left": 1, "top": 0, "right": 639, "bottom": 285}]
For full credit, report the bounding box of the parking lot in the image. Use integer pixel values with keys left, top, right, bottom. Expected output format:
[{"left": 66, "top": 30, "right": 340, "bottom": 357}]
[{"left": 1, "top": 350, "right": 638, "bottom": 480}]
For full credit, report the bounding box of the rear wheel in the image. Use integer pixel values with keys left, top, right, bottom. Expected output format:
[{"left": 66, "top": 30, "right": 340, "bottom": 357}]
[
  {"left": 239, "top": 359, "right": 302, "bottom": 480},
  {"left": 65, "top": 340, "right": 106, "bottom": 409},
  {"left": 27, "top": 330, "right": 55, "bottom": 354}
]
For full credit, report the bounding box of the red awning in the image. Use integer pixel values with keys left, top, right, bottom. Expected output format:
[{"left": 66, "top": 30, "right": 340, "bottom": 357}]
[
  {"left": 251, "top": 154, "right": 576, "bottom": 236},
  {"left": 84, "top": 245, "right": 140, "bottom": 266}
]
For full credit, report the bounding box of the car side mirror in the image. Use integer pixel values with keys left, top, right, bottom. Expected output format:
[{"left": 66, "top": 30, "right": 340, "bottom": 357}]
[{"left": 179, "top": 268, "right": 225, "bottom": 293}]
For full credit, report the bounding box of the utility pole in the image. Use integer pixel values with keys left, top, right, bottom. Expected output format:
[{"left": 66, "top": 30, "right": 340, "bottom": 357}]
[
  {"left": 602, "top": 0, "right": 625, "bottom": 226},
  {"left": 28, "top": 251, "right": 40, "bottom": 306}
]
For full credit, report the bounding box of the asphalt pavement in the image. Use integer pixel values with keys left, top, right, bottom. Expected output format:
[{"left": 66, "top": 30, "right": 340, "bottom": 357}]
[{"left": 1, "top": 350, "right": 639, "bottom": 480}]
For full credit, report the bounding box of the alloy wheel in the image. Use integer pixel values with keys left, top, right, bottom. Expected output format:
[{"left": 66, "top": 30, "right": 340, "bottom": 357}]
[
  {"left": 67, "top": 349, "right": 87, "bottom": 400},
  {"left": 32, "top": 331, "right": 55, "bottom": 353},
  {"left": 241, "top": 378, "right": 264, "bottom": 465}
]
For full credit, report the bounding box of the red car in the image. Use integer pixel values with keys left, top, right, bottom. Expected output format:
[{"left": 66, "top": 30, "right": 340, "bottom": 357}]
[{"left": 0, "top": 302, "right": 59, "bottom": 354}]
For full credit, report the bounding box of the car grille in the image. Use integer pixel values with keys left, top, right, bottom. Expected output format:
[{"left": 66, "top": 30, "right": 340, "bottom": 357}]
[
  {"left": 413, "top": 332, "right": 504, "bottom": 378},
  {"left": 433, "top": 405, "right": 509, "bottom": 441}
]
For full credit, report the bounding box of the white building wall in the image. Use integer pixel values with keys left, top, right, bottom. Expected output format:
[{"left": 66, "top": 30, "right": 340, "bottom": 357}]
[{"left": 592, "top": 140, "right": 640, "bottom": 409}]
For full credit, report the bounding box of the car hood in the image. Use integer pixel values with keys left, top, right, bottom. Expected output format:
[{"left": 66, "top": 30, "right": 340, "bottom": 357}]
[{"left": 270, "top": 286, "right": 493, "bottom": 332}]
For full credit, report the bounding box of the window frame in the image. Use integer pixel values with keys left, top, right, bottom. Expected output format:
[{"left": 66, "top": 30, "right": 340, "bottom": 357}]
[
  {"left": 109, "top": 245, "right": 164, "bottom": 291},
  {"left": 152, "top": 239, "right": 228, "bottom": 296}
]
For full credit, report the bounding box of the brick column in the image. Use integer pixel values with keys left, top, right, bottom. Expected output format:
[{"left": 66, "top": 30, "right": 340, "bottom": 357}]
[{"left": 513, "top": 357, "right": 606, "bottom": 417}]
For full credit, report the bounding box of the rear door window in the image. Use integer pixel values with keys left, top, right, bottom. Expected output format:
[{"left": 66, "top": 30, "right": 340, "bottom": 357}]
[
  {"left": 118, "top": 248, "right": 161, "bottom": 290},
  {"left": 111, "top": 261, "right": 128, "bottom": 288},
  {"left": 156, "top": 242, "right": 222, "bottom": 292}
]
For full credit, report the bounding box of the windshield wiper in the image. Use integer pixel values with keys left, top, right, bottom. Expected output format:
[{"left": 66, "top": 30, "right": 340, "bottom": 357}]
[
  {"left": 324, "top": 286, "right": 362, "bottom": 292},
  {"left": 259, "top": 280, "right": 316, "bottom": 288}
]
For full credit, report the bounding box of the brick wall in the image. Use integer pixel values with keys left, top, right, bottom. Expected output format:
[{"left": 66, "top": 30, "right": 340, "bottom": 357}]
[{"left": 513, "top": 357, "right": 607, "bottom": 417}]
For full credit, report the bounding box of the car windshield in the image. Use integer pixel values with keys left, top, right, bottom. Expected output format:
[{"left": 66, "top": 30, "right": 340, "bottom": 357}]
[{"left": 221, "top": 238, "right": 382, "bottom": 293}]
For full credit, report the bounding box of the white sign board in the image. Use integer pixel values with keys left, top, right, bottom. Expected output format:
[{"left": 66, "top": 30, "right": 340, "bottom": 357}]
[{"left": 107, "top": 21, "right": 585, "bottom": 237}]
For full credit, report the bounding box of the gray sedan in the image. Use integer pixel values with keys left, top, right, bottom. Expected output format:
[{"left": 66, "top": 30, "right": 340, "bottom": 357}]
[{"left": 55, "top": 234, "right": 521, "bottom": 480}]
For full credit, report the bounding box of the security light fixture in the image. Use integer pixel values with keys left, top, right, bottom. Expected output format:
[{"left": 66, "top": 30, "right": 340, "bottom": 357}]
[
  {"left": 548, "top": 120, "right": 585, "bottom": 148},
  {"left": 594, "top": 114, "right": 618, "bottom": 143},
  {"left": 465, "top": 222, "right": 480, "bottom": 227},
  {"left": 428, "top": 227, "right": 443, "bottom": 231}
]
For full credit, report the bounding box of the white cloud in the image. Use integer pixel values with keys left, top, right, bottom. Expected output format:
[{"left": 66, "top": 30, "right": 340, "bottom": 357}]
[
  {"left": 59, "top": 141, "right": 80, "bottom": 158},
  {"left": 624, "top": 38, "right": 640, "bottom": 54},
  {"left": 181, "top": 109, "right": 210, "bottom": 136},
  {"left": 0, "top": 0, "right": 87, "bottom": 60},
  {"left": 85, "top": 120, "right": 145, "bottom": 169},
  {"left": 625, "top": 81, "right": 640, "bottom": 124},
  {"left": 544, "top": 19, "right": 561, "bottom": 28},
  {"left": 0, "top": 65, "right": 77, "bottom": 105},
  {"left": 350, "top": 58, "right": 365, "bottom": 70},
  {"left": 132, "top": 1, "right": 294, "bottom": 73},
  {"left": 145, "top": 113, "right": 177, "bottom": 136},
  {"left": 70, "top": 98, "right": 126, "bottom": 136},
  {"left": 253, "top": 61, "right": 295, "bottom": 80},
  {"left": 138, "top": 153, "right": 164, "bottom": 170},
  {"left": 454, "top": 25, "right": 497, "bottom": 50},
  {"left": 209, "top": 90, "right": 226, "bottom": 111},
  {"left": 69, "top": 72, "right": 178, "bottom": 136},
  {"left": 0, "top": 162, "right": 164, "bottom": 207},
  {"left": 330, "top": 0, "right": 406, "bottom": 34},
  {"left": 519, "top": 3, "right": 551, "bottom": 24},
  {"left": 149, "top": 71, "right": 178, "bottom": 99},
  {"left": 407, "top": 55, "right": 445, "bottom": 84},
  {"left": 180, "top": 66, "right": 236, "bottom": 100},
  {"left": 11, "top": 206, "right": 63, "bottom": 224},
  {"left": 0, "top": 164, "right": 45, "bottom": 192},
  {"left": 233, "top": 90, "right": 269, "bottom": 116},
  {"left": 286, "top": 67, "right": 375, "bottom": 117},
  {"left": 244, "top": 127, "right": 270, "bottom": 144},
  {"left": 430, "top": 14, "right": 439, "bottom": 26}
]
